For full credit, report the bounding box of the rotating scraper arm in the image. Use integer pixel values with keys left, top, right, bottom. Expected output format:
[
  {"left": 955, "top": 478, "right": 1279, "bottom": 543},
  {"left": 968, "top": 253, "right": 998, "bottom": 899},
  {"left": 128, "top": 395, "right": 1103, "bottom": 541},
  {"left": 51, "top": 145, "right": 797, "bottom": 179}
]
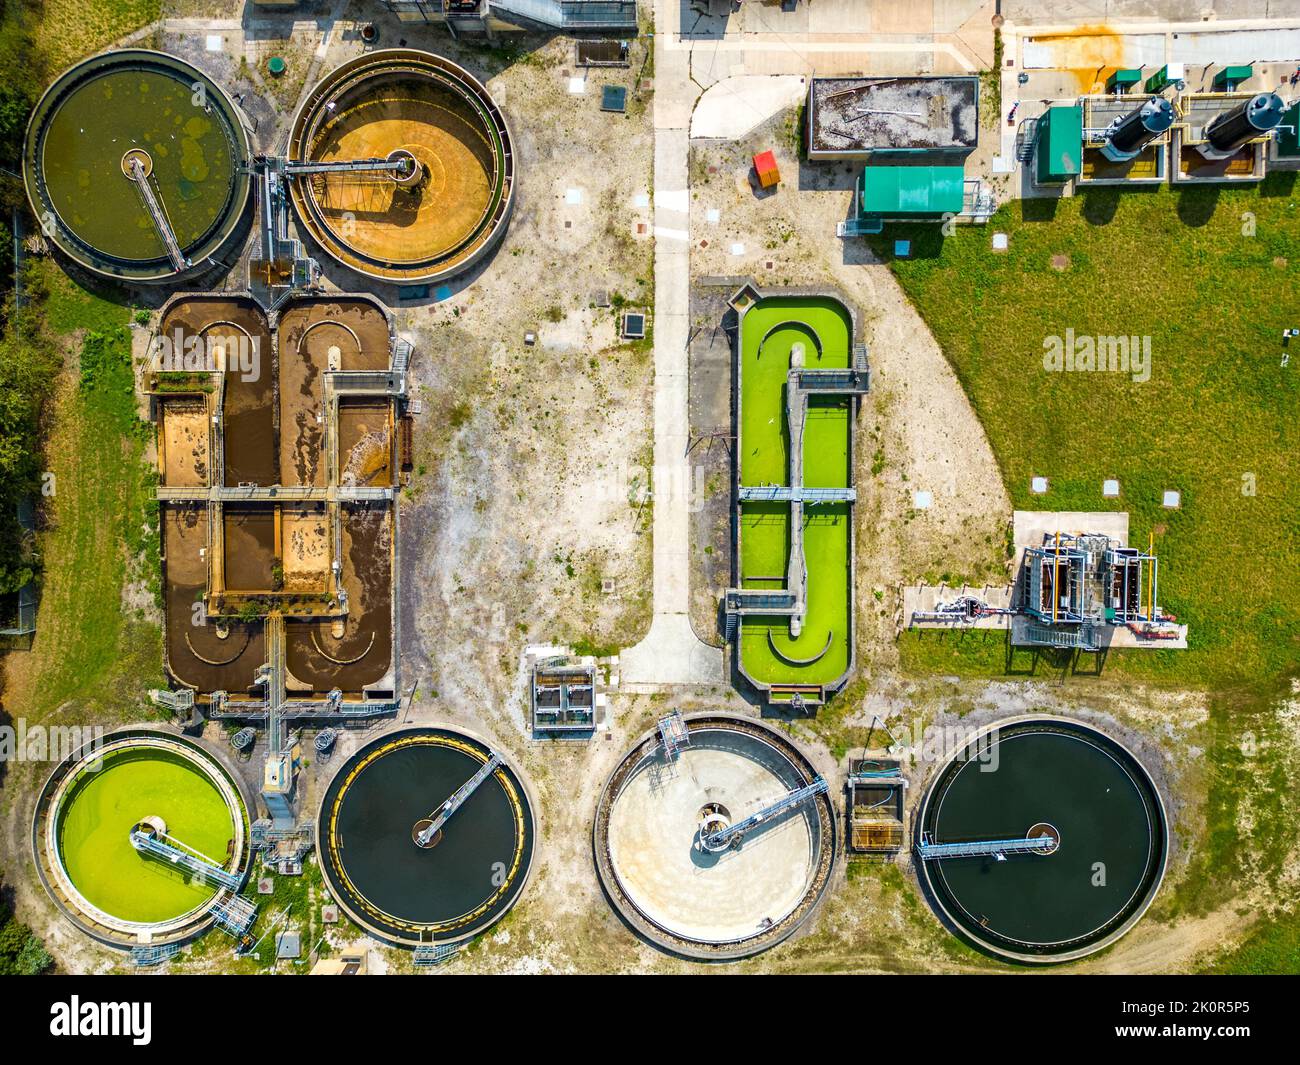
[{"left": 415, "top": 752, "right": 504, "bottom": 846}]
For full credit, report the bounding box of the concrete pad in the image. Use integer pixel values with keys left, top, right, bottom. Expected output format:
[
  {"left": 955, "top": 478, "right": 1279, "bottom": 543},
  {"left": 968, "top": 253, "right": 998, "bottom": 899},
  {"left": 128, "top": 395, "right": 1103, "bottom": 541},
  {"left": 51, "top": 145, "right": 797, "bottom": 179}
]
[
  {"left": 619, "top": 40, "right": 724, "bottom": 687},
  {"left": 690, "top": 75, "right": 807, "bottom": 140},
  {"left": 1175, "top": 29, "right": 1300, "bottom": 65},
  {"left": 621, "top": 614, "right": 722, "bottom": 687},
  {"left": 1013, "top": 510, "right": 1130, "bottom": 552},
  {"left": 1021, "top": 33, "right": 1168, "bottom": 70},
  {"left": 904, "top": 582, "right": 1016, "bottom": 630}
]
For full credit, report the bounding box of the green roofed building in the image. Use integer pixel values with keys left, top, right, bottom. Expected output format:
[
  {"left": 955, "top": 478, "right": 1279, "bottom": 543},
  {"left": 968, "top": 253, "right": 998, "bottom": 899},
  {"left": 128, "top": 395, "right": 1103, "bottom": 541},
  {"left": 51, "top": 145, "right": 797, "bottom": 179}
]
[
  {"left": 856, "top": 165, "right": 965, "bottom": 224},
  {"left": 1035, "top": 104, "right": 1083, "bottom": 186}
]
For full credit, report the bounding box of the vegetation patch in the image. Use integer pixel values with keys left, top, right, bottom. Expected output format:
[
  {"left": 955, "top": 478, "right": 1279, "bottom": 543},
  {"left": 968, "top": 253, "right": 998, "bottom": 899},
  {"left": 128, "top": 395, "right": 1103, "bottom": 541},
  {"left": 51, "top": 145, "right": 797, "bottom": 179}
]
[
  {"left": 5, "top": 263, "right": 164, "bottom": 725},
  {"left": 873, "top": 176, "right": 1300, "bottom": 687}
]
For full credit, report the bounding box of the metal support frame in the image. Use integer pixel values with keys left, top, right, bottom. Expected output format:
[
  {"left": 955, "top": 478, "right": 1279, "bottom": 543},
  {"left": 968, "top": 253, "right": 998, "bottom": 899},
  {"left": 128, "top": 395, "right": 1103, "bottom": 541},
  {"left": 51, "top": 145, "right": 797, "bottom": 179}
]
[
  {"left": 700, "top": 777, "right": 828, "bottom": 851},
  {"left": 415, "top": 752, "right": 504, "bottom": 845},
  {"left": 916, "top": 831, "right": 1056, "bottom": 860}
]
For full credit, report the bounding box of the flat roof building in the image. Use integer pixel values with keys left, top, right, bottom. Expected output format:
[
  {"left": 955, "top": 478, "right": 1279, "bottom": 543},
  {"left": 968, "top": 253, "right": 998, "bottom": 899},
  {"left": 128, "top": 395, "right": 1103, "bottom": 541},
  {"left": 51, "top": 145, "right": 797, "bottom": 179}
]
[
  {"left": 859, "top": 165, "right": 966, "bottom": 218},
  {"left": 806, "top": 77, "right": 979, "bottom": 163}
]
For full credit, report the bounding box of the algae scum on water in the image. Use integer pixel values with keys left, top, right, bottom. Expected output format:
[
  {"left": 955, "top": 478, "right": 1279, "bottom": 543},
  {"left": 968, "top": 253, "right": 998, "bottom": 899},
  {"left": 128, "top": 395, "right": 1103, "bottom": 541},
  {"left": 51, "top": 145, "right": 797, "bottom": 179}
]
[
  {"left": 738, "top": 296, "right": 854, "bottom": 687},
  {"left": 56, "top": 748, "right": 237, "bottom": 924},
  {"left": 40, "top": 68, "right": 236, "bottom": 262}
]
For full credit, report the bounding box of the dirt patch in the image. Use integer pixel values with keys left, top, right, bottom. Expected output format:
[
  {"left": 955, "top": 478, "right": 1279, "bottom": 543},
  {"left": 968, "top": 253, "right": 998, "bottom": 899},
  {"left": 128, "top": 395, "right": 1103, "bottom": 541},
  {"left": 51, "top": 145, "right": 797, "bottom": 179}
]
[
  {"left": 161, "top": 400, "right": 210, "bottom": 487},
  {"left": 391, "top": 29, "right": 656, "bottom": 712},
  {"left": 282, "top": 504, "right": 330, "bottom": 593}
]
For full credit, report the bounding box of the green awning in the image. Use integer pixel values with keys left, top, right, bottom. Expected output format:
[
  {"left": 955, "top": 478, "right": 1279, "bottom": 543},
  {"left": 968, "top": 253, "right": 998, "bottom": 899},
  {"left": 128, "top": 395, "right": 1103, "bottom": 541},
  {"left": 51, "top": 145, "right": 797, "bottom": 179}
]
[
  {"left": 859, "top": 165, "right": 965, "bottom": 216},
  {"left": 1213, "top": 65, "right": 1253, "bottom": 90},
  {"left": 1036, "top": 105, "right": 1082, "bottom": 184}
]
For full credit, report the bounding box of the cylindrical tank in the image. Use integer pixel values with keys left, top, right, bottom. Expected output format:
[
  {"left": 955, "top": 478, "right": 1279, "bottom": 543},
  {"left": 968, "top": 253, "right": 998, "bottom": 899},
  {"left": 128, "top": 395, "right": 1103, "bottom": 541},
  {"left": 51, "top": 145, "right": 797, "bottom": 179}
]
[
  {"left": 23, "top": 49, "right": 252, "bottom": 284},
  {"left": 1205, "top": 92, "right": 1286, "bottom": 154},
  {"left": 285, "top": 49, "right": 515, "bottom": 286},
  {"left": 1101, "top": 97, "right": 1174, "bottom": 161}
]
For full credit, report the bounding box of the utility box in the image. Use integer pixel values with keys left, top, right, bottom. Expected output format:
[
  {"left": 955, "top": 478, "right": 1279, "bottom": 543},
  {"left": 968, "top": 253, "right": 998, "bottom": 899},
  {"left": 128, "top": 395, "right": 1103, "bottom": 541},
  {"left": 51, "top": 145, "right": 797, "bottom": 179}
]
[
  {"left": 753, "top": 150, "right": 781, "bottom": 188},
  {"left": 1034, "top": 104, "right": 1083, "bottom": 185}
]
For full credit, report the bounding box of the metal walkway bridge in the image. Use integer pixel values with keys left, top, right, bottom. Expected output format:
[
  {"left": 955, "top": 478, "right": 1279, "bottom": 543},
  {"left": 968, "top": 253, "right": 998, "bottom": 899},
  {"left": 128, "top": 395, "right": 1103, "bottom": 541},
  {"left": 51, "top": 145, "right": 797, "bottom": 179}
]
[
  {"left": 284, "top": 157, "right": 408, "bottom": 177},
  {"left": 700, "top": 777, "right": 828, "bottom": 852},
  {"left": 738, "top": 485, "right": 857, "bottom": 503},
  {"left": 155, "top": 484, "right": 394, "bottom": 503},
  {"left": 916, "top": 834, "right": 1057, "bottom": 861},
  {"left": 415, "top": 752, "right": 504, "bottom": 847},
  {"left": 1021, "top": 621, "right": 1101, "bottom": 651},
  {"left": 129, "top": 828, "right": 242, "bottom": 890},
  {"left": 127, "top": 155, "right": 188, "bottom": 272}
]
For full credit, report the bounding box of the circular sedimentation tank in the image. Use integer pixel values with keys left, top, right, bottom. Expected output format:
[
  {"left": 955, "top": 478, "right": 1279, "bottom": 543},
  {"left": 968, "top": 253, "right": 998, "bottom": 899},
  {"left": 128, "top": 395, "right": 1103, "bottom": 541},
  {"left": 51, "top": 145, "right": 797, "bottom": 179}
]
[
  {"left": 317, "top": 727, "right": 534, "bottom": 945},
  {"left": 23, "top": 49, "right": 251, "bottom": 283},
  {"left": 286, "top": 49, "right": 514, "bottom": 285},
  {"left": 33, "top": 729, "right": 251, "bottom": 949},
  {"left": 916, "top": 717, "right": 1167, "bottom": 963},
  {"left": 593, "top": 714, "right": 836, "bottom": 959}
]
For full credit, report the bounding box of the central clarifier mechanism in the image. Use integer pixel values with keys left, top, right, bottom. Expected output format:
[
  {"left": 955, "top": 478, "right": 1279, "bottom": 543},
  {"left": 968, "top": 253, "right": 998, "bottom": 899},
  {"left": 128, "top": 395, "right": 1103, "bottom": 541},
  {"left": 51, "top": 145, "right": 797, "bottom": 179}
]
[
  {"left": 915, "top": 717, "right": 1167, "bottom": 962},
  {"left": 318, "top": 728, "right": 533, "bottom": 946},
  {"left": 594, "top": 713, "right": 836, "bottom": 959}
]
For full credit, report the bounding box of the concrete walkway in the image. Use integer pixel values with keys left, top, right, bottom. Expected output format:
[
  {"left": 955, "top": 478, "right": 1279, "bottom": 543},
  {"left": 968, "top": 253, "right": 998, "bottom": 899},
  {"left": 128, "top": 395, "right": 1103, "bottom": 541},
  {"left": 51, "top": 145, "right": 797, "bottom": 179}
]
[
  {"left": 690, "top": 75, "right": 807, "bottom": 139},
  {"left": 619, "top": 1, "right": 724, "bottom": 689}
]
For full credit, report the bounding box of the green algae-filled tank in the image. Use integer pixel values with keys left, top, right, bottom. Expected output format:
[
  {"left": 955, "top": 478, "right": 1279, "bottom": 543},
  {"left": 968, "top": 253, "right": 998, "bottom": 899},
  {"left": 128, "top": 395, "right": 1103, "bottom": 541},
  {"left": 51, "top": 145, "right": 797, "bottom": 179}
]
[{"left": 33, "top": 729, "right": 252, "bottom": 950}]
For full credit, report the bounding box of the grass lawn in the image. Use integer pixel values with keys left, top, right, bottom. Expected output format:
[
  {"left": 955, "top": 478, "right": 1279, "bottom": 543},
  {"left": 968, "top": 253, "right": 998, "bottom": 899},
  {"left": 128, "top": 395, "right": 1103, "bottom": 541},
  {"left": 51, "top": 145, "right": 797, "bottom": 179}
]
[
  {"left": 1203, "top": 905, "right": 1300, "bottom": 974},
  {"left": 32, "top": 0, "right": 161, "bottom": 73},
  {"left": 877, "top": 175, "right": 1300, "bottom": 688},
  {"left": 6, "top": 262, "right": 164, "bottom": 725}
]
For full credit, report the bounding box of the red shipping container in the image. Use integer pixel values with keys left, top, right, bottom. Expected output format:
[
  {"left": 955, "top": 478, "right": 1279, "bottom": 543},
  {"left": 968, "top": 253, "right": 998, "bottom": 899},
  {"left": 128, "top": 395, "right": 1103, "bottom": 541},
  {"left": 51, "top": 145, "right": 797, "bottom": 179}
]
[{"left": 753, "top": 149, "right": 780, "bottom": 188}]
